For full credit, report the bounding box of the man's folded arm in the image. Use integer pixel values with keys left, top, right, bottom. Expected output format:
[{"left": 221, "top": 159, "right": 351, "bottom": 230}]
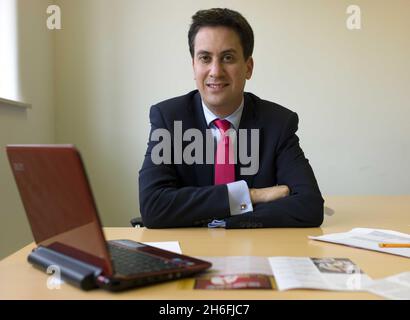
[
  {"left": 225, "top": 191, "right": 324, "bottom": 228},
  {"left": 139, "top": 165, "right": 230, "bottom": 228},
  {"left": 226, "top": 112, "right": 324, "bottom": 228}
]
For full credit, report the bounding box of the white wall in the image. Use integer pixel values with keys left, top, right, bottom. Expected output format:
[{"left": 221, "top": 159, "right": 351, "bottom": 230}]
[
  {"left": 55, "top": 0, "right": 199, "bottom": 227},
  {"left": 247, "top": 0, "right": 410, "bottom": 195},
  {"left": 0, "top": 0, "right": 55, "bottom": 259}
]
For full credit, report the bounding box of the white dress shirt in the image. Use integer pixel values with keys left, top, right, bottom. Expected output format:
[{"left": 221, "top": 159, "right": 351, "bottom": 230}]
[{"left": 201, "top": 99, "right": 253, "bottom": 221}]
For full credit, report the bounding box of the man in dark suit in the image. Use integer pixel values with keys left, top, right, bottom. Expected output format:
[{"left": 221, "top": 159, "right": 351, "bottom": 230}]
[{"left": 138, "top": 8, "right": 324, "bottom": 229}]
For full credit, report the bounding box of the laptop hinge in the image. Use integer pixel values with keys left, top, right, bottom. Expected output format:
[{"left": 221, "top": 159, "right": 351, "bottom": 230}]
[{"left": 28, "top": 246, "right": 103, "bottom": 290}]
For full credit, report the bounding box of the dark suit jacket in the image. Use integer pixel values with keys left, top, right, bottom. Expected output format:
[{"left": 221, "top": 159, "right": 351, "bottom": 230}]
[{"left": 138, "top": 90, "right": 324, "bottom": 228}]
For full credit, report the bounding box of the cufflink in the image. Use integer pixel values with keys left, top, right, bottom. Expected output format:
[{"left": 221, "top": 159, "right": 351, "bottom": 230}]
[{"left": 240, "top": 204, "right": 247, "bottom": 210}]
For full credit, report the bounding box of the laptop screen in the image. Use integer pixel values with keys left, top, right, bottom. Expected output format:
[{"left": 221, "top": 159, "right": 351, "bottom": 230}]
[{"left": 7, "top": 145, "right": 113, "bottom": 275}]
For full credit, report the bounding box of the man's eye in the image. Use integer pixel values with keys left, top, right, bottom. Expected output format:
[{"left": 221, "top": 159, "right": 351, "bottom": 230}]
[
  {"left": 223, "top": 55, "right": 234, "bottom": 62},
  {"left": 199, "top": 56, "right": 211, "bottom": 63}
]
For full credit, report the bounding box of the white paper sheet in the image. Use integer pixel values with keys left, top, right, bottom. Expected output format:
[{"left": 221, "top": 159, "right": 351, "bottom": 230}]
[
  {"left": 309, "top": 228, "right": 410, "bottom": 258},
  {"left": 198, "top": 256, "right": 272, "bottom": 275},
  {"left": 364, "top": 272, "right": 410, "bottom": 300},
  {"left": 268, "top": 257, "right": 373, "bottom": 291},
  {"left": 142, "top": 241, "right": 182, "bottom": 254}
]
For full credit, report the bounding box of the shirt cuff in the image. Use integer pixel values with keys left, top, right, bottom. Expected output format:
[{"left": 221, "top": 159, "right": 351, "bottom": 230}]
[
  {"left": 226, "top": 180, "right": 253, "bottom": 216},
  {"left": 208, "top": 219, "right": 226, "bottom": 228}
]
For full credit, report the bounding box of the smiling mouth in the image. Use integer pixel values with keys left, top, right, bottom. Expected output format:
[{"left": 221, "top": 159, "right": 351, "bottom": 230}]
[{"left": 206, "top": 83, "right": 229, "bottom": 90}]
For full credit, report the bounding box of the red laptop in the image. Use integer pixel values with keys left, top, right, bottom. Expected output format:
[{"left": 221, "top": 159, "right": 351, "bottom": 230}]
[{"left": 6, "top": 144, "right": 211, "bottom": 291}]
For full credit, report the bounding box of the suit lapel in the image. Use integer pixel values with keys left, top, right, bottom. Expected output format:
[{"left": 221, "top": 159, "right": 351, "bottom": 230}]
[
  {"left": 191, "top": 92, "right": 214, "bottom": 186},
  {"left": 237, "top": 94, "right": 262, "bottom": 187}
]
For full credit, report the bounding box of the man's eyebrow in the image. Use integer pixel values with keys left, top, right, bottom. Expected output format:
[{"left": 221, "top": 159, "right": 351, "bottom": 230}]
[
  {"left": 196, "top": 49, "right": 238, "bottom": 56},
  {"left": 196, "top": 50, "right": 211, "bottom": 56},
  {"left": 220, "top": 49, "right": 237, "bottom": 55}
]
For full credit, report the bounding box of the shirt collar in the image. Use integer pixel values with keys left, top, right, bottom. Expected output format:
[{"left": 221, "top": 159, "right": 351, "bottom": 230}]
[{"left": 201, "top": 98, "right": 244, "bottom": 130}]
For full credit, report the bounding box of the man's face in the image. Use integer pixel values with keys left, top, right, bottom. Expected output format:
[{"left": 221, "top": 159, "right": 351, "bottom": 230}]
[{"left": 192, "top": 26, "right": 253, "bottom": 114}]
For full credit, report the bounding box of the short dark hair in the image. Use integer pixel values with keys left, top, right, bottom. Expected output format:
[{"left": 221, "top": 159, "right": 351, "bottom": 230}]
[{"left": 188, "top": 8, "right": 254, "bottom": 60}]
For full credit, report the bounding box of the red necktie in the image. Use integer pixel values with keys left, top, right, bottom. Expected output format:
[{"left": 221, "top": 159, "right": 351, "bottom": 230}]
[{"left": 214, "top": 119, "right": 235, "bottom": 185}]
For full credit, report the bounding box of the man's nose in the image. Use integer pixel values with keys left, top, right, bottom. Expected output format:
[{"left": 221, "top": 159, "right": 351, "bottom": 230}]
[{"left": 209, "top": 60, "right": 224, "bottom": 78}]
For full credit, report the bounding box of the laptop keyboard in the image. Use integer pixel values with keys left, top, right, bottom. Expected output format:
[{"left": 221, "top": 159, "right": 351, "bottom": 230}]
[{"left": 108, "top": 243, "right": 178, "bottom": 276}]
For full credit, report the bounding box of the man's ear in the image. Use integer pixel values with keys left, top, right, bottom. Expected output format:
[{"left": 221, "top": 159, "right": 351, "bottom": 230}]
[{"left": 246, "top": 57, "right": 254, "bottom": 80}]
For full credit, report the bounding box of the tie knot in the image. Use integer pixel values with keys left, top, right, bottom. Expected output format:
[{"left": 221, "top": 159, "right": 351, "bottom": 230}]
[{"left": 213, "top": 119, "right": 231, "bottom": 133}]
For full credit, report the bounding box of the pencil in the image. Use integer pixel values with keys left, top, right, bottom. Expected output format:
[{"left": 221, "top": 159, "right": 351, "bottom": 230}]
[{"left": 378, "top": 243, "right": 410, "bottom": 248}]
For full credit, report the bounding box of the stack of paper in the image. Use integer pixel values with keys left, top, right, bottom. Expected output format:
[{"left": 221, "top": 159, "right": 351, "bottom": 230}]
[{"left": 309, "top": 228, "right": 410, "bottom": 258}]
